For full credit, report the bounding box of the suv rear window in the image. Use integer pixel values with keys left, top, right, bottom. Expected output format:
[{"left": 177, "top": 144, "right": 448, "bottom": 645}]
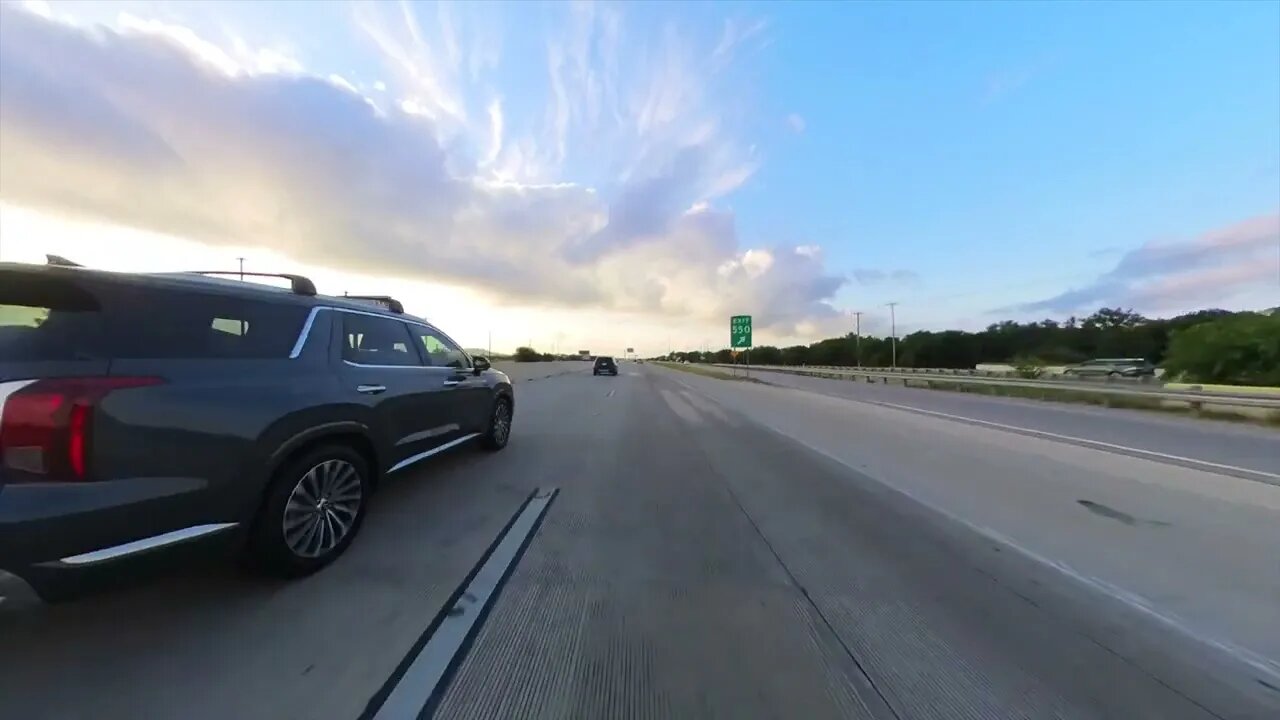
[
  {"left": 103, "top": 285, "right": 309, "bottom": 359},
  {"left": 0, "top": 271, "right": 104, "bottom": 361},
  {"left": 2, "top": 270, "right": 310, "bottom": 361}
]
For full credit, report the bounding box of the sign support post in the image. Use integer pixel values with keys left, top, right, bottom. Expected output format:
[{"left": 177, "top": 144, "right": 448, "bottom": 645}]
[{"left": 730, "top": 315, "right": 753, "bottom": 378}]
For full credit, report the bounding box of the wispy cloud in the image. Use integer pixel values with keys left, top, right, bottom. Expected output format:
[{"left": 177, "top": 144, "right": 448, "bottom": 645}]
[
  {"left": 711, "top": 17, "right": 768, "bottom": 70},
  {"left": 785, "top": 113, "right": 805, "bottom": 134},
  {"left": 482, "top": 97, "right": 504, "bottom": 167},
  {"left": 0, "top": 3, "right": 843, "bottom": 335},
  {"left": 1010, "top": 213, "right": 1280, "bottom": 314},
  {"left": 353, "top": 0, "right": 467, "bottom": 126}
]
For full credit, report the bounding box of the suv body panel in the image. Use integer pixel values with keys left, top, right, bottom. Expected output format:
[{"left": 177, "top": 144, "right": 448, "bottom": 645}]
[{"left": 0, "top": 262, "right": 512, "bottom": 603}]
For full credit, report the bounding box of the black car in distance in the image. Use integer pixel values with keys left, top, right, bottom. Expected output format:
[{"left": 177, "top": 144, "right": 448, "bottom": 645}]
[
  {"left": 0, "top": 260, "right": 515, "bottom": 606},
  {"left": 593, "top": 356, "right": 618, "bottom": 376}
]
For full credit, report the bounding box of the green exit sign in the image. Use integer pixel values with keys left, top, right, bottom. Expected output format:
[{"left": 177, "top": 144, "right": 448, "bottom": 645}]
[{"left": 730, "top": 315, "right": 753, "bottom": 348}]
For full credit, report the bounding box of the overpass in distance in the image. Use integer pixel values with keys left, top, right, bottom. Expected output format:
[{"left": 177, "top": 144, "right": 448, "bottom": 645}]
[{"left": 1, "top": 360, "right": 1277, "bottom": 719}]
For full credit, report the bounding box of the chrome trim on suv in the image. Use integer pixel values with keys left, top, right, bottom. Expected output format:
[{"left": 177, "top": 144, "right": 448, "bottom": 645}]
[
  {"left": 387, "top": 433, "right": 481, "bottom": 474},
  {"left": 59, "top": 523, "right": 240, "bottom": 566},
  {"left": 289, "top": 306, "right": 328, "bottom": 359}
]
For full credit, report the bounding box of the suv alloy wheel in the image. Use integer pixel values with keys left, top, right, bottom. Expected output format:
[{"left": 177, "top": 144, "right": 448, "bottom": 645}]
[
  {"left": 481, "top": 396, "right": 513, "bottom": 451},
  {"left": 247, "top": 444, "right": 370, "bottom": 576}
]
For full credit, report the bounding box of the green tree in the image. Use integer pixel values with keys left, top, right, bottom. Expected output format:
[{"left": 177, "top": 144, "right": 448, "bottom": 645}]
[
  {"left": 513, "top": 346, "right": 545, "bottom": 362},
  {"left": 1162, "top": 313, "right": 1280, "bottom": 386},
  {"left": 672, "top": 306, "right": 1262, "bottom": 374},
  {"left": 752, "top": 345, "right": 783, "bottom": 365}
]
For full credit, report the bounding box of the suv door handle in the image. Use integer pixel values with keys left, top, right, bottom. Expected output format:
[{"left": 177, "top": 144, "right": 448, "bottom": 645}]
[
  {"left": 356, "top": 384, "right": 387, "bottom": 395},
  {"left": 442, "top": 380, "right": 461, "bottom": 387}
]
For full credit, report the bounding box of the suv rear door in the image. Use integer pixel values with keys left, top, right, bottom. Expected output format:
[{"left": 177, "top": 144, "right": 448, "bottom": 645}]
[{"left": 333, "top": 311, "right": 465, "bottom": 472}]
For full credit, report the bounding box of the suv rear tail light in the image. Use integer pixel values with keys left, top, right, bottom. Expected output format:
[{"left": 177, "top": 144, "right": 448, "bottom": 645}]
[{"left": 0, "top": 377, "right": 164, "bottom": 481}]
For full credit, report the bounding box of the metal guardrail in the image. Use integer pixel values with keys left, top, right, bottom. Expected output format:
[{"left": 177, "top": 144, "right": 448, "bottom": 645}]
[
  {"left": 709, "top": 364, "right": 1280, "bottom": 411},
  {"left": 742, "top": 363, "right": 1163, "bottom": 384}
]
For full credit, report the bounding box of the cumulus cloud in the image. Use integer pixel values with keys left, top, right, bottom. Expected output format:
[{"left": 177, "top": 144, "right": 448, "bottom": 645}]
[
  {"left": 0, "top": 4, "right": 843, "bottom": 334},
  {"left": 1012, "top": 214, "right": 1280, "bottom": 314}
]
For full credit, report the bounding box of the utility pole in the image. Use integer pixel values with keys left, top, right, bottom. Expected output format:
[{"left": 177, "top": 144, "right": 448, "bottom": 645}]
[
  {"left": 488, "top": 330, "right": 492, "bottom": 359},
  {"left": 886, "top": 302, "right": 899, "bottom": 368},
  {"left": 851, "top": 311, "right": 863, "bottom": 368},
  {"left": 237, "top": 257, "right": 245, "bottom": 282}
]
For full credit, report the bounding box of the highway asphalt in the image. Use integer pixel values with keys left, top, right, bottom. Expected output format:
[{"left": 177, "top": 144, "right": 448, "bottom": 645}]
[{"left": 1, "top": 361, "right": 1276, "bottom": 719}]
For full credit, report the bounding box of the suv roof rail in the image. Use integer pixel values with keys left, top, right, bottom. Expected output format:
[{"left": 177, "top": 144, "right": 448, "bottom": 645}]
[
  {"left": 46, "top": 254, "right": 84, "bottom": 267},
  {"left": 342, "top": 294, "right": 405, "bottom": 314},
  {"left": 185, "top": 271, "right": 317, "bottom": 296}
]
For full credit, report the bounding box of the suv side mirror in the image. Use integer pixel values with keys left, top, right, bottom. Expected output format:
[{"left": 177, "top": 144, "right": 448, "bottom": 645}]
[{"left": 473, "top": 356, "right": 491, "bottom": 373}]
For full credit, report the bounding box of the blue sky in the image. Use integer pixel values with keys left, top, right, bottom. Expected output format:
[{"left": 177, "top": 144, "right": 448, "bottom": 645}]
[
  {"left": 1, "top": 1, "right": 1277, "bottom": 352},
  {"left": 738, "top": 1, "right": 1280, "bottom": 318}
]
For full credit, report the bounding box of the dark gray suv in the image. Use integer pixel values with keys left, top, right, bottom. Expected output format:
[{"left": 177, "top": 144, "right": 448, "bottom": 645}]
[{"left": 0, "top": 261, "right": 514, "bottom": 605}]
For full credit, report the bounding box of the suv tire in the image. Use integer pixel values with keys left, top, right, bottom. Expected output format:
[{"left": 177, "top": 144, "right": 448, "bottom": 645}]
[
  {"left": 480, "top": 396, "right": 513, "bottom": 451},
  {"left": 246, "top": 444, "right": 370, "bottom": 577}
]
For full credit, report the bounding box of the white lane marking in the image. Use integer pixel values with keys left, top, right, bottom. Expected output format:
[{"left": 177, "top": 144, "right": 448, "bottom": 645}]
[
  {"left": 660, "top": 389, "right": 704, "bottom": 425},
  {"left": 372, "top": 488, "right": 558, "bottom": 720},
  {"left": 607, "top": 389, "right": 615, "bottom": 398},
  {"left": 680, "top": 390, "right": 737, "bottom": 426},
  {"left": 864, "top": 398, "right": 1280, "bottom": 484},
  {"left": 665, "top": 371, "right": 1280, "bottom": 683},
  {"left": 60, "top": 523, "right": 239, "bottom": 565}
]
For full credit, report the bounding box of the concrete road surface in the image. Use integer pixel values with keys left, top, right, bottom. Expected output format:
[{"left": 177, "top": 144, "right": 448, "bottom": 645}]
[
  {"left": 738, "top": 365, "right": 1280, "bottom": 481},
  {"left": 1, "top": 361, "right": 1276, "bottom": 720}
]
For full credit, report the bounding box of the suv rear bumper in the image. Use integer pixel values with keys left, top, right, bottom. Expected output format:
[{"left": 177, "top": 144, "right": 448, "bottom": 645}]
[
  {"left": 0, "top": 568, "right": 40, "bottom": 609},
  {"left": 1, "top": 479, "right": 243, "bottom": 604},
  {"left": 1, "top": 522, "right": 242, "bottom": 605}
]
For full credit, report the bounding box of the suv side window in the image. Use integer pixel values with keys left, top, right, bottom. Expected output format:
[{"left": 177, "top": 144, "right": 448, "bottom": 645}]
[
  {"left": 0, "top": 271, "right": 104, "bottom": 361},
  {"left": 98, "top": 285, "right": 308, "bottom": 359},
  {"left": 409, "top": 326, "right": 470, "bottom": 369},
  {"left": 341, "top": 313, "right": 421, "bottom": 367}
]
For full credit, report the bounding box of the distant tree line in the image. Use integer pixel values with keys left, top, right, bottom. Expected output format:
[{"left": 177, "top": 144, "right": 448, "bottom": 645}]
[
  {"left": 511, "top": 347, "right": 594, "bottom": 362},
  {"left": 663, "top": 307, "right": 1280, "bottom": 386},
  {"left": 513, "top": 346, "right": 556, "bottom": 362}
]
